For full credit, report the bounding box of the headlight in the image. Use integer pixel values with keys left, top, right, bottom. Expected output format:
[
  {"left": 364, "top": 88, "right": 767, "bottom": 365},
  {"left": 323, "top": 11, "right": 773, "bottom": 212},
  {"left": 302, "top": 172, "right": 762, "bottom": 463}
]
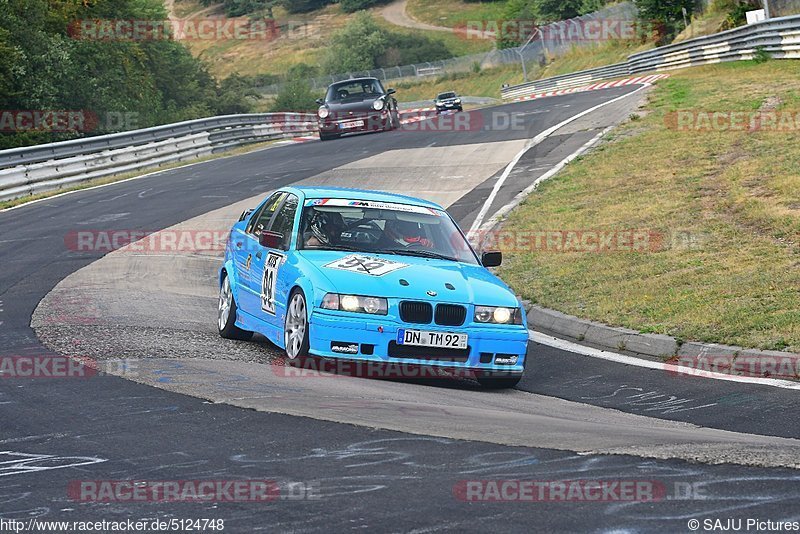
[
  {"left": 455, "top": 99, "right": 461, "bottom": 104},
  {"left": 372, "top": 99, "right": 384, "bottom": 111},
  {"left": 474, "top": 306, "right": 522, "bottom": 325},
  {"left": 321, "top": 293, "right": 388, "bottom": 315},
  {"left": 318, "top": 106, "right": 329, "bottom": 119}
]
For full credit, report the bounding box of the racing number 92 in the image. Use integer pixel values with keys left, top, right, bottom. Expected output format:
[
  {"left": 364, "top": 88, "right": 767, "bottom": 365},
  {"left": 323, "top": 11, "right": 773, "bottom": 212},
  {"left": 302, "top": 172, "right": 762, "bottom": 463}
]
[
  {"left": 261, "top": 251, "right": 284, "bottom": 315},
  {"left": 324, "top": 254, "right": 408, "bottom": 277},
  {"left": 341, "top": 256, "right": 385, "bottom": 273}
]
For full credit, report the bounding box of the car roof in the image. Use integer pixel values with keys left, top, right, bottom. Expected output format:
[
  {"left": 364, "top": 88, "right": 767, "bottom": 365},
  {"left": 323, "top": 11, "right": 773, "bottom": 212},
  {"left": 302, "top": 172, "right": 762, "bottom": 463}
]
[
  {"left": 330, "top": 77, "right": 379, "bottom": 86},
  {"left": 283, "top": 186, "right": 444, "bottom": 210}
]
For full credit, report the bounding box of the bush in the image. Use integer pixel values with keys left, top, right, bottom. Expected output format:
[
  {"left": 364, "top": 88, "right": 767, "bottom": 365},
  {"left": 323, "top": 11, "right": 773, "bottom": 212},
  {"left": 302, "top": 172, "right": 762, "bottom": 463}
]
[
  {"left": 215, "top": 74, "right": 258, "bottom": 115},
  {"left": 635, "top": 0, "right": 696, "bottom": 43},
  {"left": 753, "top": 46, "right": 770, "bottom": 63},
  {"left": 279, "top": 0, "right": 334, "bottom": 14},
  {"left": 339, "top": 0, "right": 392, "bottom": 13},
  {"left": 322, "top": 12, "right": 388, "bottom": 73},
  {"left": 270, "top": 78, "right": 318, "bottom": 112},
  {"left": 324, "top": 13, "right": 453, "bottom": 74}
]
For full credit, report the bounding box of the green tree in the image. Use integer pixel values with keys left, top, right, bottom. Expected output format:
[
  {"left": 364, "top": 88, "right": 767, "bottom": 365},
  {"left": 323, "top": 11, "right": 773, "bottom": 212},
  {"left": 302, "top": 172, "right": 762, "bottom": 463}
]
[
  {"left": 270, "top": 77, "right": 317, "bottom": 112},
  {"left": 216, "top": 74, "right": 257, "bottom": 115},
  {"left": 0, "top": 0, "right": 236, "bottom": 148},
  {"left": 339, "top": 0, "right": 392, "bottom": 13},
  {"left": 634, "top": 0, "right": 695, "bottom": 42},
  {"left": 323, "top": 12, "right": 388, "bottom": 73},
  {"left": 279, "top": 0, "right": 333, "bottom": 14}
]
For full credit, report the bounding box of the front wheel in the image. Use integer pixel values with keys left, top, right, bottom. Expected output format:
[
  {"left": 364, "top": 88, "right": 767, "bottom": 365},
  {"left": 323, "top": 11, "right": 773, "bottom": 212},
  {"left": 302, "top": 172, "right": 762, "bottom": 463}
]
[
  {"left": 476, "top": 373, "right": 522, "bottom": 389},
  {"left": 284, "top": 289, "right": 310, "bottom": 360},
  {"left": 218, "top": 274, "right": 253, "bottom": 341},
  {"left": 319, "top": 131, "right": 338, "bottom": 141}
]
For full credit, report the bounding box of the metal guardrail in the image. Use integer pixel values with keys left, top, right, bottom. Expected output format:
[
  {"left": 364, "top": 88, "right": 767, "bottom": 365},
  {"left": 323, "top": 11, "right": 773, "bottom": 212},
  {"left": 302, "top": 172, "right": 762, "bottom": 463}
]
[
  {"left": 500, "top": 62, "right": 630, "bottom": 100},
  {"left": 0, "top": 113, "right": 317, "bottom": 202},
  {"left": 502, "top": 14, "right": 800, "bottom": 100}
]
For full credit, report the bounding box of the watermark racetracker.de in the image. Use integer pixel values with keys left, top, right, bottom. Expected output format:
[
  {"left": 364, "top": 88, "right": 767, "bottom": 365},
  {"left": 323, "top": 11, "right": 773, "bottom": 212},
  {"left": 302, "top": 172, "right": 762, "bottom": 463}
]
[
  {"left": 67, "top": 479, "right": 320, "bottom": 502},
  {"left": 68, "top": 18, "right": 318, "bottom": 42},
  {"left": 0, "top": 355, "right": 137, "bottom": 379}
]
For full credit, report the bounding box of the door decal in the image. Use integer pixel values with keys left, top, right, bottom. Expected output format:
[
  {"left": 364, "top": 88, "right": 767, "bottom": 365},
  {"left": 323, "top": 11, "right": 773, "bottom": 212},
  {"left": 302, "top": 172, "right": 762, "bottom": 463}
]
[{"left": 261, "top": 251, "right": 285, "bottom": 315}]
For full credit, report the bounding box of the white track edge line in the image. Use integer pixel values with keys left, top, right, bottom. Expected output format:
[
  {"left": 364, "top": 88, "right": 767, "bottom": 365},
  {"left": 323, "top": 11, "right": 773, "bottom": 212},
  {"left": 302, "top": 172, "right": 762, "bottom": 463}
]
[
  {"left": 530, "top": 331, "right": 800, "bottom": 390},
  {"left": 468, "top": 83, "right": 650, "bottom": 236}
]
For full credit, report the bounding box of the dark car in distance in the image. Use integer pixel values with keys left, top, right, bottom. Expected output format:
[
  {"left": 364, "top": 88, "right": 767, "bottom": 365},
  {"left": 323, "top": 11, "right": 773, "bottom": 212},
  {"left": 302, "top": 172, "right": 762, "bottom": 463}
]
[
  {"left": 434, "top": 91, "right": 462, "bottom": 114},
  {"left": 316, "top": 77, "right": 400, "bottom": 141}
]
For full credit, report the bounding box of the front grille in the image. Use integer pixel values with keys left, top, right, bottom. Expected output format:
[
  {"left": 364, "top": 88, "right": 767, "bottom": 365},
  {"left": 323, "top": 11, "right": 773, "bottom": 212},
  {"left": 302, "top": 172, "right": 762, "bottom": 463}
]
[
  {"left": 435, "top": 304, "right": 466, "bottom": 326},
  {"left": 388, "top": 341, "right": 470, "bottom": 362},
  {"left": 399, "top": 301, "right": 433, "bottom": 324}
]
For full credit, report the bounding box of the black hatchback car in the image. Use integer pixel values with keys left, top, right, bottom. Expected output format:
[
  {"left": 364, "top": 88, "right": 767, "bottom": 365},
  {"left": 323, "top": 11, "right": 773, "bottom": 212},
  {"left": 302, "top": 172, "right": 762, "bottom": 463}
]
[{"left": 316, "top": 77, "right": 400, "bottom": 141}]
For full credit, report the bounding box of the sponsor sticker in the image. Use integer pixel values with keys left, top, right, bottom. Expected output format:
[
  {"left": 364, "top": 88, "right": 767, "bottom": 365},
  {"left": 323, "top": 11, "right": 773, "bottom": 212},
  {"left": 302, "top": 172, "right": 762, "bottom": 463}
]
[
  {"left": 330, "top": 342, "right": 359, "bottom": 354},
  {"left": 306, "top": 198, "right": 440, "bottom": 215},
  {"left": 323, "top": 254, "right": 408, "bottom": 277}
]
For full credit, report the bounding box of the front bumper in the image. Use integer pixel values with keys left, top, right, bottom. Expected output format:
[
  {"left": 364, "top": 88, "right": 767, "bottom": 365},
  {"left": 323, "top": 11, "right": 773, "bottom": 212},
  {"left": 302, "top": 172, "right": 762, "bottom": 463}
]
[
  {"left": 436, "top": 102, "right": 462, "bottom": 111},
  {"left": 309, "top": 310, "right": 528, "bottom": 374},
  {"left": 319, "top": 112, "right": 389, "bottom": 134}
]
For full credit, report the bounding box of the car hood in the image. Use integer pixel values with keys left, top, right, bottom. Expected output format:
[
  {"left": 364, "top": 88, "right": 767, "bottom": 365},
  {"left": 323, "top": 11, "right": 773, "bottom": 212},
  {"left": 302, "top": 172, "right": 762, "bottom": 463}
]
[
  {"left": 298, "top": 250, "right": 519, "bottom": 307},
  {"left": 325, "top": 98, "right": 384, "bottom": 113}
]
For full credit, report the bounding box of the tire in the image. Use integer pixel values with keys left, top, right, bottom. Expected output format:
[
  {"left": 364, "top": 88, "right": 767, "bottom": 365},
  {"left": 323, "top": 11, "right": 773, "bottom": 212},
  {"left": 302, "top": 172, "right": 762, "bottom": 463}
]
[
  {"left": 284, "top": 289, "right": 310, "bottom": 360},
  {"left": 476, "top": 373, "right": 522, "bottom": 389},
  {"left": 319, "top": 131, "right": 338, "bottom": 141},
  {"left": 457, "top": 107, "right": 463, "bottom": 112},
  {"left": 218, "top": 273, "right": 253, "bottom": 341}
]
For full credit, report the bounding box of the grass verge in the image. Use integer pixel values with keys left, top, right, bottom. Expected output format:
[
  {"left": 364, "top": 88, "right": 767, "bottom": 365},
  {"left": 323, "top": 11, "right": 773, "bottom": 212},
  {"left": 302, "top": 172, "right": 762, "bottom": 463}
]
[
  {"left": 406, "top": 0, "right": 507, "bottom": 29},
  {"left": 390, "top": 38, "right": 652, "bottom": 102},
  {"left": 393, "top": 64, "right": 521, "bottom": 102},
  {"left": 498, "top": 60, "right": 800, "bottom": 352}
]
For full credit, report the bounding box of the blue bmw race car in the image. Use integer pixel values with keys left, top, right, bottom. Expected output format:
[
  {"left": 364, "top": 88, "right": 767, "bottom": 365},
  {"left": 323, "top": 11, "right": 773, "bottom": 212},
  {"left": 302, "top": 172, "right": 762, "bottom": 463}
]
[{"left": 218, "top": 186, "right": 528, "bottom": 388}]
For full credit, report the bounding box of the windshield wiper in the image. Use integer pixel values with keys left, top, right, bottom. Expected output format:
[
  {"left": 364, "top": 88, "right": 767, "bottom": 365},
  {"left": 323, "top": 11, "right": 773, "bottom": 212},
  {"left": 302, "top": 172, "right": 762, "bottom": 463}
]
[{"left": 384, "top": 248, "right": 457, "bottom": 262}]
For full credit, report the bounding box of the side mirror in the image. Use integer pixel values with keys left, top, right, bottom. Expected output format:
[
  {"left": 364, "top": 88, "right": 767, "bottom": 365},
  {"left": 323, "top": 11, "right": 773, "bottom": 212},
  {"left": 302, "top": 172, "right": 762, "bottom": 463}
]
[
  {"left": 481, "top": 251, "right": 502, "bottom": 268},
  {"left": 315, "top": 98, "right": 324, "bottom": 105},
  {"left": 260, "top": 230, "right": 284, "bottom": 249},
  {"left": 386, "top": 88, "right": 396, "bottom": 95},
  {"left": 238, "top": 208, "right": 254, "bottom": 222}
]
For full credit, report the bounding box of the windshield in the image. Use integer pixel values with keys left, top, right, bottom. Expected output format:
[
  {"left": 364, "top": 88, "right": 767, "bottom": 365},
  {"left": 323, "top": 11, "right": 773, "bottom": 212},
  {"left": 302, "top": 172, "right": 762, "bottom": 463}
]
[
  {"left": 326, "top": 80, "right": 385, "bottom": 102},
  {"left": 298, "top": 200, "right": 479, "bottom": 264},
  {"left": 437, "top": 92, "right": 456, "bottom": 99}
]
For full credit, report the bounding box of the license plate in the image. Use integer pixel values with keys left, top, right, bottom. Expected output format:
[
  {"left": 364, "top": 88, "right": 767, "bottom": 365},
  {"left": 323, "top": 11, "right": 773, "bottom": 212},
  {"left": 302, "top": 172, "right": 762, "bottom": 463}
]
[
  {"left": 340, "top": 120, "right": 364, "bottom": 129},
  {"left": 397, "top": 329, "right": 468, "bottom": 349}
]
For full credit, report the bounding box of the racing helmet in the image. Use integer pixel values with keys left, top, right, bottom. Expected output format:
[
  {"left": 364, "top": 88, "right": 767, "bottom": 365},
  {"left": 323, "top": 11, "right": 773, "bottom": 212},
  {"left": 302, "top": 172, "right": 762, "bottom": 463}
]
[
  {"left": 309, "top": 210, "right": 344, "bottom": 245},
  {"left": 385, "top": 219, "right": 430, "bottom": 246}
]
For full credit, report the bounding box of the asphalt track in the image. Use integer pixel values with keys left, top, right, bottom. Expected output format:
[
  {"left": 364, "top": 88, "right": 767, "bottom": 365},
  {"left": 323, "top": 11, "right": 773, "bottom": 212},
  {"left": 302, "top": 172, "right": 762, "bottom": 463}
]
[{"left": 2, "top": 85, "right": 799, "bottom": 532}]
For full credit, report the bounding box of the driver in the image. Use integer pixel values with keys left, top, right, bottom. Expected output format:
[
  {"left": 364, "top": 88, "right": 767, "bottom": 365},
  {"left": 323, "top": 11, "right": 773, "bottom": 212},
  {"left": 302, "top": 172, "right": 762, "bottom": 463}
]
[
  {"left": 383, "top": 219, "right": 434, "bottom": 248},
  {"left": 304, "top": 210, "right": 345, "bottom": 248}
]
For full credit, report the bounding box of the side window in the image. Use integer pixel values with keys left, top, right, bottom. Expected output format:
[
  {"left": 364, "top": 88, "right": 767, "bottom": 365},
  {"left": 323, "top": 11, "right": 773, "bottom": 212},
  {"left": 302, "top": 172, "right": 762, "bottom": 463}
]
[
  {"left": 247, "top": 192, "right": 286, "bottom": 236},
  {"left": 268, "top": 194, "right": 299, "bottom": 250}
]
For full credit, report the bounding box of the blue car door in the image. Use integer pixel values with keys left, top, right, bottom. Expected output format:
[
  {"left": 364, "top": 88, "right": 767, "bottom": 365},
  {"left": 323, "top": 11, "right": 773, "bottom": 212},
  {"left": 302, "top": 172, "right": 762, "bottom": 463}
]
[
  {"left": 252, "top": 193, "right": 299, "bottom": 333},
  {"left": 237, "top": 192, "right": 286, "bottom": 317}
]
